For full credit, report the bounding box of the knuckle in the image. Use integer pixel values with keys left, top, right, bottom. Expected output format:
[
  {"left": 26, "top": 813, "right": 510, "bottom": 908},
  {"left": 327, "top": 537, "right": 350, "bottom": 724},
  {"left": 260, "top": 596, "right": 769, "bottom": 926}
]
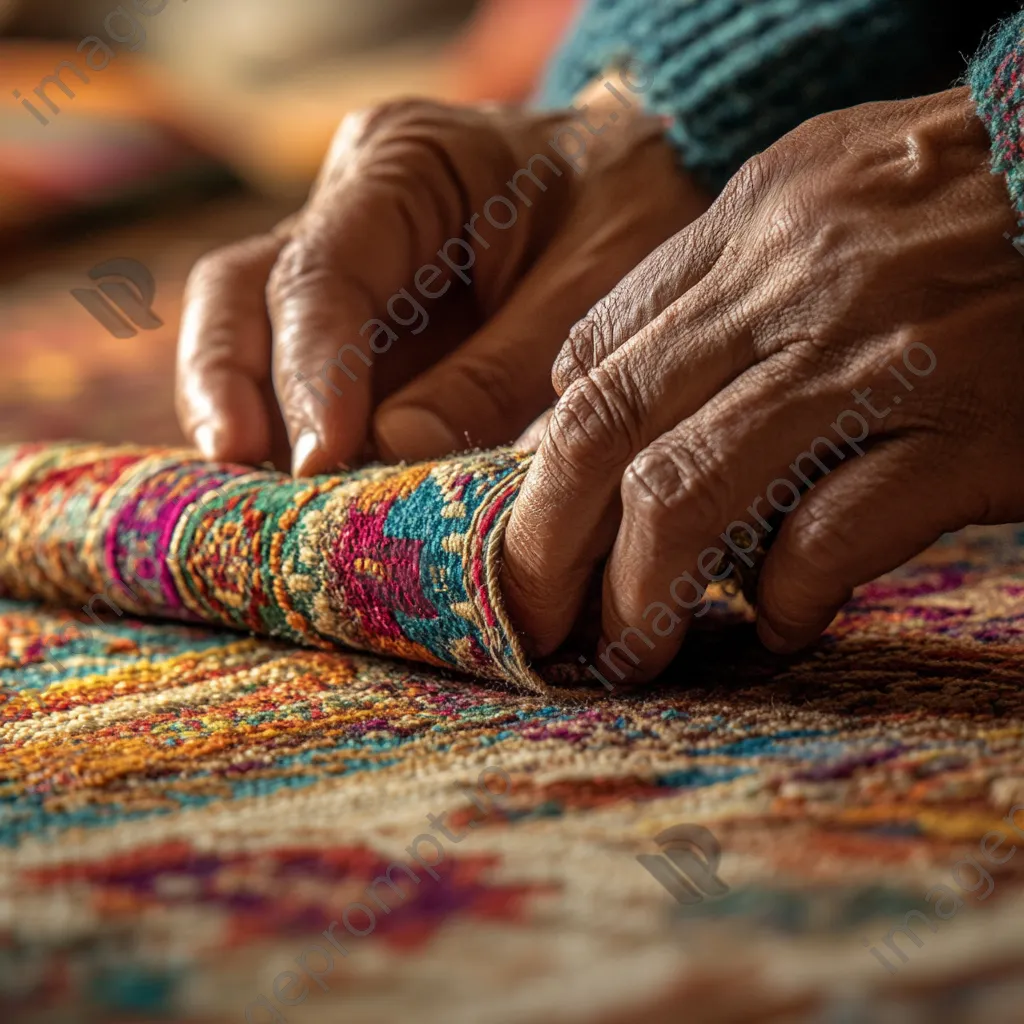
[
  {"left": 359, "top": 98, "right": 449, "bottom": 138},
  {"left": 555, "top": 241, "right": 688, "bottom": 396},
  {"left": 545, "top": 372, "right": 639, "bottom": 478},
  {"left": 550, "top": 337, "right": 588, "bottom": 396},
  {"left": 315, "top": 103, "right": 461, "bottom": 241},
  {"left": 558, "top": 296, "right": 622, "bottom": 392},
  {"left": 622, "top": 436, "right": 729, "bottom": 534},
  {"left": 358, "top": 99, "right": 465, "bottom": 174},
  {"left": 719, "top": 151, "right": 774, "bottom": 209},
  {"left": 768, "top": 336, "right": 838, "bottom": 382},
  {"left": 184, "top": 240, "right": 255, "bottom": 297},
  {"left": 656, "top": 296, "right": 691, "bottom": 338},
  {"left": 183, "top": 249, "right": 226, "bottom": 294},
  {"left": 266, "top": 235, "right": 336, "bottom": 307},
  {"left": 178, "top": 234, "right": 283, "bottom": 368},
  {"left": 655, "top": 225, "right": 709, "bottom": 288},
  {"left": 788, "top": 108, "right": 845, "bottom": 157},
  {"left": 328, "top": 100, "right": 447, "bottom": 158}
]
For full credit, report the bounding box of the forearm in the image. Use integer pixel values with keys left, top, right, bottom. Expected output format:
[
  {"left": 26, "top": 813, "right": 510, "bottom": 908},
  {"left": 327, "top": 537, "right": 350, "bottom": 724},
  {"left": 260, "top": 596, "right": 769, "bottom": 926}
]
[{"left": 540, "top": 0, "right": 1015, "bottom": 194}]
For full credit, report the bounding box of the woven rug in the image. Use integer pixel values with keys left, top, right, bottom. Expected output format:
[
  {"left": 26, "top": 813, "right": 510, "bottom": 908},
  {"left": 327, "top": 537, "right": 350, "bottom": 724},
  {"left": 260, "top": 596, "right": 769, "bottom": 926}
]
[{"left": 1, "top": 442, "right": 1024, "bottom": 1023}]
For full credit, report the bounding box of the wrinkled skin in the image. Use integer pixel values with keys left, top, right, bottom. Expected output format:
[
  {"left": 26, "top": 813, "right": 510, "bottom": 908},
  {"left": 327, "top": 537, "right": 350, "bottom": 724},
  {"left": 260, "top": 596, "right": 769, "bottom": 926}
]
[
  {"left": 502, "top": 87, "right": 1024, "bottom": 682},
  {"left": 176, "top": 87, "right": 709, "bottom": 475}
]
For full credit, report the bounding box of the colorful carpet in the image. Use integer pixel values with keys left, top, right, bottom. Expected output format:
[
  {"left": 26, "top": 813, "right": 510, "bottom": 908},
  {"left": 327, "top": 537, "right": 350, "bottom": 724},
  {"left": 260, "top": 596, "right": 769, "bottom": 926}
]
[
  {"left": 0, "top": 441, "right": 589, "bottom": 696},
  {"left": 1, "top": 443, "right": 1024, "bottom": 1022}
]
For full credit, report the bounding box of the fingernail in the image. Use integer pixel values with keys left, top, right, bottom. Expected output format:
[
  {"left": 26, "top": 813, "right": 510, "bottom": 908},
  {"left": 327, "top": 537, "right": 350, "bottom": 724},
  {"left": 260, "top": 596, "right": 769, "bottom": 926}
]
[
  {"left": 292, "top": 430, "right": 322, "bottom": 477},
  {"left": 757, "top": 618, "right": 793, "bottom": 653},
  {"left": 193, "top": 423, "right": 218, "bottom": 459},
  {"left": 376, "top": 408, "right": 459, "bottom": 463}
]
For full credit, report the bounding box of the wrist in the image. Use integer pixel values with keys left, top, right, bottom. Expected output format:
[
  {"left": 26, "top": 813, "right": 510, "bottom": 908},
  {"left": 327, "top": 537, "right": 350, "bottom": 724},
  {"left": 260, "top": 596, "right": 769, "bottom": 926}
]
[
  {"left": 517, "top": 67, "right": 669, "bottom": 180},
  {"left": 543, "top": 69, "right": 710, "bottom": 216}
]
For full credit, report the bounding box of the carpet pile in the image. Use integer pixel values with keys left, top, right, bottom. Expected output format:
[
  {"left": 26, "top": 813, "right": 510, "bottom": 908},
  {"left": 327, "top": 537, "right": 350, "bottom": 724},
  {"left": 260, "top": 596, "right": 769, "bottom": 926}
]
[{"left": 0, "top": 443, "right": 1023, "bottom": 1022}]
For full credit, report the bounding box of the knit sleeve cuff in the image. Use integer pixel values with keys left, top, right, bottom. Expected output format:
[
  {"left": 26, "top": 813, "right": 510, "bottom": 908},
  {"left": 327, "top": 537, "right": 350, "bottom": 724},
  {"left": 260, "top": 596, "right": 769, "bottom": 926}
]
[
  {"left": 539, "top": 0, "right": 952, "bottom": 195},
  {"left": 968, "top": 11, "right": 1024, "bottom": 231}
]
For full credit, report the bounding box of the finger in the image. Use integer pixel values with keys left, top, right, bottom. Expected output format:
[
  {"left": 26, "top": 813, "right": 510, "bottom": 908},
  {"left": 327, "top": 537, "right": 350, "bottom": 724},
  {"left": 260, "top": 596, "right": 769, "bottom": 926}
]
[
  {"left": 268, "top": 105, "right": 474, "bottom": 475},
  {"left": 599, "top": 367, "right": 869, "bottom": 683},
  {"left": 755, "top": 435, "right": 975, "bottom": 653},
  {"left": 373, "top": 111, "right": 701, "bottom": 461},
  {"left": 176, "top": 232, "right": 287, "bottom": 464},
  {"left": 501, "top": 248, "right": 748, "bottom": 656},
  {"left": 371, "top": 282, "right": 558, "bottom": 461}
]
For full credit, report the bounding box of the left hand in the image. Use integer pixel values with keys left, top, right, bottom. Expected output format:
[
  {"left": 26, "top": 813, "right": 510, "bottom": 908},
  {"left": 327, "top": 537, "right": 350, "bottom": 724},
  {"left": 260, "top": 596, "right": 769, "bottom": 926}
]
[
  {"left": 175, "top": 81, "right": 706, "bottom": 475},
  {"left": 502, "top": 86, "right": 1024, "bottom": 683}
]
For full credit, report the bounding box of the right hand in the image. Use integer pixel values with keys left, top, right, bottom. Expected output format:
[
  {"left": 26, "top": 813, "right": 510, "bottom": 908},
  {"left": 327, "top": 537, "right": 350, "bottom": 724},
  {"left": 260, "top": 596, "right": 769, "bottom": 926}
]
[
  {"left": 501, "top": 87, "right": 1022, "bottom": 680},
  {"left": 175, "top": 88, "right": 709, "bottom": 475}
]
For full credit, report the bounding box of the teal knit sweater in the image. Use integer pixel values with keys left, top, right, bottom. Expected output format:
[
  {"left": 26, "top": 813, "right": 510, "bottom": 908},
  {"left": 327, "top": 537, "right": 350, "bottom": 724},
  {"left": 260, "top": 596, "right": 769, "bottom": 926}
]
[
  {"left": 543, "top": 0, "right": 1021, "bottom": 208},
  {"left": 969, "top": 10, "right": 1024, "bottom": 230}
]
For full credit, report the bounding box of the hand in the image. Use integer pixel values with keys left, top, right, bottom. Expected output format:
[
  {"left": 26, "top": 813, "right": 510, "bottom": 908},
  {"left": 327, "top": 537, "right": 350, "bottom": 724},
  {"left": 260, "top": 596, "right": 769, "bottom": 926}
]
[
  {"left": 176, "top": 84, "right": 708, "bottom": 475},
  {"left": 502, "top": 87, "right": 1024, "bottom": 683}
]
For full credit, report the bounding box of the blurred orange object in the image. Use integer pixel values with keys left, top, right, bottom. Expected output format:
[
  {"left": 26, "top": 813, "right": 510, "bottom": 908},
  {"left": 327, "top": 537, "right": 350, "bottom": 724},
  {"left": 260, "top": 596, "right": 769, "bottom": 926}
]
[
  {"left": 0, "top": 43, "right": 223, "bottom": 234},
  {"left": 447, "top": 0, "right": 583, "bottom": 102},
  {"left": 0, "top": 2, "right": 584, "bottom": 208}
]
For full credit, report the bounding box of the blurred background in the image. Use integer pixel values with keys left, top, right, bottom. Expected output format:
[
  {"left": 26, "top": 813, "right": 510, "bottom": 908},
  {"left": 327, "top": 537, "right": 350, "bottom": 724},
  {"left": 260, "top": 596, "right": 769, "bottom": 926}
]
[{"left": 0, "top": 0, "right": 581, "bottom": 447}]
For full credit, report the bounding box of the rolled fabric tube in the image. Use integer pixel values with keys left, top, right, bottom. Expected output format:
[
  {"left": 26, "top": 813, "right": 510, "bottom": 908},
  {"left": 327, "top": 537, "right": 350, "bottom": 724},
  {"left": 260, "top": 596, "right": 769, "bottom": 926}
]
[
  {"left": 0, "top": 443, "right": 767, "bottom": 694},
  {"left": 0, "top": 443, "right": 563, "bottom": 692}
]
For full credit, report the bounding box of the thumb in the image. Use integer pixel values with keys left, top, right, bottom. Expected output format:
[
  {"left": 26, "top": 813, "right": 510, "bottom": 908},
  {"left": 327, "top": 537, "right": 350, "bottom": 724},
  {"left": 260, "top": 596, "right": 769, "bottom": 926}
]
[
  {"left": 372, "top": 272, "right": 566, "bottom": 460},
  {"left": 373, "top": 180, "right": 692, "bottom": 460}
]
